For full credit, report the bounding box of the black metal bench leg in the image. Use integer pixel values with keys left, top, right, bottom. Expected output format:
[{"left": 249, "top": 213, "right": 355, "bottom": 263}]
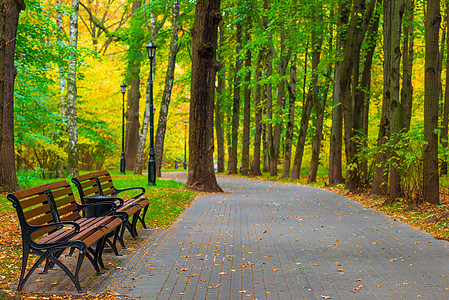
[
  {"left": 96, "top": 236, "right": 108, "bottom": 270},
  {"left": 40, "top": 249, "right": 64, "bottom": 274},
  {"left": 112, "top": 226, "right": 123, "bottom": 256},
  {"left": 85, "top": 248, "right": 103, "bottom": 275},
  {"left": 130, "top": 210, "right": 141, "bottom": 238},
  {"left": 116, "top": 212, "right": 128, "bottom": 249},
  {"left": 105, "top": 231, "right": 120, "bottom": 257},
  {"left": 17, "top": 244, "right": 30, "bottom": 292},
  {"left": 139, "top": 204, "right": 149, "bottom": 229}
]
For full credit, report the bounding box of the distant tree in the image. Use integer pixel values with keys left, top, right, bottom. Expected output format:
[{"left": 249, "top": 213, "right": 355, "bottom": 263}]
[
  {"left": 124, "top": 0, "right": 144, "bottom": 171},
  {"left": 340, "top": 0, "right": 377, "bottom": 193},
  {"left": 134, "top": 5, "right": 168, "bottom": 175},
  {"left": 67, "top": 0, "right": 81, "bottom": 177},
  {"left": 215, "top": 21, "right": 226, "bottom": 173},
  {"left": 281, "top": 55, "right": 296, "bottom": 179},
  {"left": 387, "top": 0, "right": 404, "bottom": 200},
  {"left": 0, "top": 0, "right": 24, "bottom": 192},
  {"left": 423, "top": 0, "right": 440, "bottom": 204},
  {"left": 228, "top": 21, "right": 242, "bottom": 175},
  {"left": 329, "top": 0, "right": 349, "bottom": 186},
  {"left": 185, "top": 0, "right": 223, "bottom": 192},
  {"left": 154, "top": 0, "right": 181, "bottom": 177},
  {"left": 241, "top": 22, "right": 251, "bottom": 176},
  {"left": 251, "top": 49, "right": 264, "bottom": 176}
]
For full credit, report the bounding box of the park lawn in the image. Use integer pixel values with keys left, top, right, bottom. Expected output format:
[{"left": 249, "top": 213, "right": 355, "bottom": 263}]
[{"left": 0, "top": 171, "right": 197, "bottom": 299}]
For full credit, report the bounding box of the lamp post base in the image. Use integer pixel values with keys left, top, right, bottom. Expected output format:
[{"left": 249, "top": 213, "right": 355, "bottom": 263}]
[
  {"left": 148, "top": 160, "right": 156, "bottom": 186},
  {"left": 120, "top": 154, "right": 126, "bottom": 175}
]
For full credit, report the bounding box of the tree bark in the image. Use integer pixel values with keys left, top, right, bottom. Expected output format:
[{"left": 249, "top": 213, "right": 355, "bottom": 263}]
[
  {"left": 340, "top": 0, "right": 376, "bottom": 193},
  {"left": 185, "top": 0, "right": 222, "bottom": 193},
  {"left": 282, "top": 55, "right": 297, "bottom": 179},
  {"left": 423, "top": 0, "right": 440, "bottom": 204},
  {"left": 329, "top": 1, "right": 349, "bottom": 186},
  {"left": 56, "top": 0, "right": 66, "bottom": 178},
  {"left": 388, "top": 0, "right": 405, "bottom": 200},
  {"left": 309, "top": 39, "right": 333, "bottom": 184},
  {"left": 292, "top": 28, "right": 322, "bottom": 181},
  {"left": 371, "top": 0, "right": 392, "bottom": 196},
  {"left": 0, "top": 0, "right": 24, "bottom": 192},
  {"left": 66, "top": 0, "right": 81, "bottom": 177},
  {"left": 262, "top": 119, "right": 270, "bottom": 172},
  {"left": 355, "top": 10, "right": 379, "bottom": 187},
  {"left": 251, "top": 50, "right": 264, "bottom": 176},
  {"left": 228, "top": 22, "right": 242, "bottom": 175},
  {"left": 401, "top": 0, "right": 414, "bottom": 132},
  {"left": 241, "top": 23, "right": 251, "bottom": 176},
  {"left": 153, "top": 0, "right": 180, "bottom": 177},
  {"left": 125, "top": 0, "right": 143, "bottom": 171}
]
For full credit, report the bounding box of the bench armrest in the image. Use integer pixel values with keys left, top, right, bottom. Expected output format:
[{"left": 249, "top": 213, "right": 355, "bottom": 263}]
[
  {"left": 115, "top": 186, "right": 146, "bottom": 199},
  {"left": 27, "top": 221, "right": 81, "bottom": 249}
]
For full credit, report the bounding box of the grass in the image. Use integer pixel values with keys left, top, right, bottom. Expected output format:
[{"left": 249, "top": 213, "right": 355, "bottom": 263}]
[{"left": 0, "top": 170, "right": 197, "bottom": 299}]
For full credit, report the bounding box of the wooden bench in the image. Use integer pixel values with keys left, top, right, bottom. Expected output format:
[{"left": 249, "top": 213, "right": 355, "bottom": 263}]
[
  {"left": 71, "top": 171, "right": 150, "bottom": 248},
  {"left": 7, "top": 180, "right": 123, "bottom": 293}
]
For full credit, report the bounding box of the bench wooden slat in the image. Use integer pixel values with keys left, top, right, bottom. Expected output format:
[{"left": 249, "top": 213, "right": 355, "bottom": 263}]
[{"left": 7, "top": 179, "right": 123, "bottom": 293}]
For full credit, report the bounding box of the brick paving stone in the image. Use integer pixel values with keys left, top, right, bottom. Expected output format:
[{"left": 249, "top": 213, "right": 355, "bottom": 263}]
[{"left": 15, "top": 173, "right": 449, "bottom": 299}]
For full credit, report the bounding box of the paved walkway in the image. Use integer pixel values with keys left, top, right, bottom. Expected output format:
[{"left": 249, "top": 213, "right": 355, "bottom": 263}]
[{"left": 21, "top": 174, "right": 449, "bottom": 299}]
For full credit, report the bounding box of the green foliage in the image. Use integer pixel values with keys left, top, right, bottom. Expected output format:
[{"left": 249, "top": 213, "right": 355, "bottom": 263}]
[
  {"left": 14, "top": 0, "right": 67, "bottom": 177},
  {"left": 17, "top": 167, "right": 47, "bottom": 189},
  {"left": 385, "top": 126, "right": 426, "bottom": 204}
]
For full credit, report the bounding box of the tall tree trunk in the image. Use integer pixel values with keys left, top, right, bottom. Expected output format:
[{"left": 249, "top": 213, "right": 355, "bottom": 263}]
[
  {"left": 251, "top": 50, "right": 264, "bottom": 176},
  {"left": 56, "top": 0, "right": 67, "bottom": 178},
  {"left": 290, "top": 43, "right": 310, "bottom": 181},
  {"left": 66, "top": 0, "right": 81, "bottom": 177},
  {"left": 423, "top": 0, "right": 440, "bottom": 204},
  {"left": 329, "top": 1, "right": 349, "bottom": 186},
  {"left": 307, "top": 79, "right": 329, "bottom": 184},
  {"left": 307, "top": 6, "right": 327, "bottom": 184},
  {"left": 228, "top": 22, "right": 242, "bottom": 175},
  {"left": 269, "top": 26, "right": 292, "bottom": 177},
  {"left": 371, "top": 0, "right": 392, "bottom": 196},
  {"left": 340, "top": 0, "right": 376, "bottom": 193},
  {"left": 241, "top": 23, "right": 251, "bottom": 175},
  {"left": 262, "top": 119, "right": 270, "bottom": 172},
  {"left": 153, "top": 0, "right": 180, "bottom": 177},
  {"left": 215, "top": 22, "right": 226, "bottom": 173},
  {"left": 388, "top": 0, "right": 405, "bottom": 200},
  {"left": 282, "top": 55, "right": 297, "bottom": 178},
  {"left": 266, "top": 49, "right": 274, "bottom": 175},
  {"left": 401, "top": 0, "right": 414, "bottom": 132},
  {"left": 185, "top": 0, "right": 222, "bottom": 192},
  {"left": 0, "top": 0, "right": 23, "bottom": 192},
  {"left": 355, "top": 11, "right": 379, "bottom": 187},
  {"left": 309, "top": 43, "right": 333, "bottom": 184},
  {"left": 292, "top": 26, "right": 322, "bottom": 181},
  {"left": 125, "top": 0, "right": 143, "bottom": 171}
]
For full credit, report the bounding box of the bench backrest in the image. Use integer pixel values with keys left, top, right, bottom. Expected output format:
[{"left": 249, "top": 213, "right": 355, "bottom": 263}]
[
  {"left": 72, "top": 170, "right": 117, "bottom": 203},
  {"left": 7, "top": 180, "right": 82, "bottom": 241}
]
